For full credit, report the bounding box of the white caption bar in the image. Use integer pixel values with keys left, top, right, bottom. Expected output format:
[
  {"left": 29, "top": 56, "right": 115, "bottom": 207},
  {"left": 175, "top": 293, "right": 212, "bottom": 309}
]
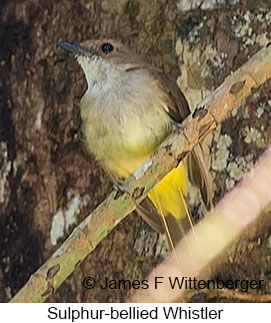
[{"left": 1, "top": 303, "right": 267, "bottom": 322}]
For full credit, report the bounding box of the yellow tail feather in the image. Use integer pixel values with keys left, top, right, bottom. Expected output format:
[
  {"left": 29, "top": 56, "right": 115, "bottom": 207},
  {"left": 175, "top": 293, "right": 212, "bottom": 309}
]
[{"left": 148, "top": 161, "right": 194, "bottom": 250}]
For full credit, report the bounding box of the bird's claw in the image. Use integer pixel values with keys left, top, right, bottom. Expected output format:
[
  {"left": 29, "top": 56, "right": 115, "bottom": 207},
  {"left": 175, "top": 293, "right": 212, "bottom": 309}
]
[
  {"left": 172, "top": 122, "right": 185, "bottom": 134},
  {"left": 113, "top": 179, "right": 127, "bottom": 199},
  {"left": 113, "top": 179, "right": 125, "bottom": 192}
]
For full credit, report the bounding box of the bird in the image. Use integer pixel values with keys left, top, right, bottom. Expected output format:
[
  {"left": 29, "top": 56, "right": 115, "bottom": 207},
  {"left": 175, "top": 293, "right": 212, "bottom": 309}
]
[{"left": 58, "top": 39, "right": 212, "bottom": 251}]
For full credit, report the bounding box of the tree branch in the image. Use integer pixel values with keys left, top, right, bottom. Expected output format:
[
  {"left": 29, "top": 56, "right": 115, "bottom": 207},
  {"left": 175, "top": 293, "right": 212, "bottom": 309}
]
[{"left": 10, "top": 43, "right": 271, "bottom": 302}]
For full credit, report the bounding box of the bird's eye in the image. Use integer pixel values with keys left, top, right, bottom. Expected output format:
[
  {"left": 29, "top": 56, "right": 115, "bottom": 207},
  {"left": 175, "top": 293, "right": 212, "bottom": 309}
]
[{"left": 100, "top": 43, "right": 114, "bottom": 54}]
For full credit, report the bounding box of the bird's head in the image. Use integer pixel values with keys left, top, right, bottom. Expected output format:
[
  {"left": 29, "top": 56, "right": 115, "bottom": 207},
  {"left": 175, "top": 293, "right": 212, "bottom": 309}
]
[{"left": 58, "top": 39, "right": 147, "bottom": 88}]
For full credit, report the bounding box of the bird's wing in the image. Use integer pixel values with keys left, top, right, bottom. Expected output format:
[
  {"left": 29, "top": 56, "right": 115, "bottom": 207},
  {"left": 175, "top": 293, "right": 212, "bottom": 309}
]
[{"left": 152, "top": 68, "right": 213, "bottom": 210}]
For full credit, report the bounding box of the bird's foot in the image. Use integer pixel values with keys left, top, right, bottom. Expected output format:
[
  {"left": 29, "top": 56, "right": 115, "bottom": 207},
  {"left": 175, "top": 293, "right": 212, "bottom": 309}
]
[
  {"left": 113, "top": 179, "right": 125, "bottom": 192},
  {"left": 172, "top": 121, "right": 185, "bottom": 134},
  {"left": 113, "top": 179, "right": 127, "bottom": 199}
]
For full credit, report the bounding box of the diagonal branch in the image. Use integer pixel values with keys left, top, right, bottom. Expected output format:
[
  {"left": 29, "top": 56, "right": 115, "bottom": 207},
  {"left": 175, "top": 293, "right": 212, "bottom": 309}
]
[{"left": 10, "top": 43, "right": 271, "bottom": 303}]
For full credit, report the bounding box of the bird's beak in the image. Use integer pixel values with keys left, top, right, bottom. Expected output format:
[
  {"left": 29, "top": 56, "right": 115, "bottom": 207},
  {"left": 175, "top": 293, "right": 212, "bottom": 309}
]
[{"left": 57, "top": 41, "right": 88, "bottom": 56}]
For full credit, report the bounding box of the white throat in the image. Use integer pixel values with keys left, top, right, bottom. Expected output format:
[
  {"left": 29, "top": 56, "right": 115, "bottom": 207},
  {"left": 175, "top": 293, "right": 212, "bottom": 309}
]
[{"left": 77, "top": 55, "right": 123, "bottom": 93}]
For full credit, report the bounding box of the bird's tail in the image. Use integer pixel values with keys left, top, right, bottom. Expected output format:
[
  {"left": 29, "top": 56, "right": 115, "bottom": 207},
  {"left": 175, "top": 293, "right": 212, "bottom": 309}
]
[{"left": 148, "top": 161, "right": 194, "bottom": 250}]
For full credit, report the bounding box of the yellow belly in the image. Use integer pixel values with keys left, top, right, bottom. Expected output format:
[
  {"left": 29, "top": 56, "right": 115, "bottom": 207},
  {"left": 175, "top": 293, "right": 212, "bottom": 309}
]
[
  {"left": 105, "top": 152, "right": 190, "bottom": 246},
  {"left": 104, "top": 148, "right": 189, "bottom": 228},
  {"left": 148, "top": 161, "right": 188, "bottom": 220}
]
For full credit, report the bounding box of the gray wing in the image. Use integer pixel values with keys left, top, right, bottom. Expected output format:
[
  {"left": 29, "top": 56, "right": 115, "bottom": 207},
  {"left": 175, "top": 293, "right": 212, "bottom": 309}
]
[{"left": 153, "top": 68, "right": 213, "bottom": 210}]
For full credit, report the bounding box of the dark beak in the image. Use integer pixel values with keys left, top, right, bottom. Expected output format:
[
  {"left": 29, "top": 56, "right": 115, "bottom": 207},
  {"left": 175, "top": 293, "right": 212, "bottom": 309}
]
[{"left": 57, "top": 41, "right": 88, "bottom": 56}]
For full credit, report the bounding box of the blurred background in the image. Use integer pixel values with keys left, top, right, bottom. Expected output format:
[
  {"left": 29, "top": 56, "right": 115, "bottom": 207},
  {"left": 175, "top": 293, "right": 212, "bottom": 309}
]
[{"left": 1, "top": 0, "right": 271, "bottom": 302}]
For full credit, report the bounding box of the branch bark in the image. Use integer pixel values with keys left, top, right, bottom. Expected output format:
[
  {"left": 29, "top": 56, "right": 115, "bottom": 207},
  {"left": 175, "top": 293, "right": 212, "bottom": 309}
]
[{"left": 10, "top": 43, "right": 271, "bottom": 303}]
